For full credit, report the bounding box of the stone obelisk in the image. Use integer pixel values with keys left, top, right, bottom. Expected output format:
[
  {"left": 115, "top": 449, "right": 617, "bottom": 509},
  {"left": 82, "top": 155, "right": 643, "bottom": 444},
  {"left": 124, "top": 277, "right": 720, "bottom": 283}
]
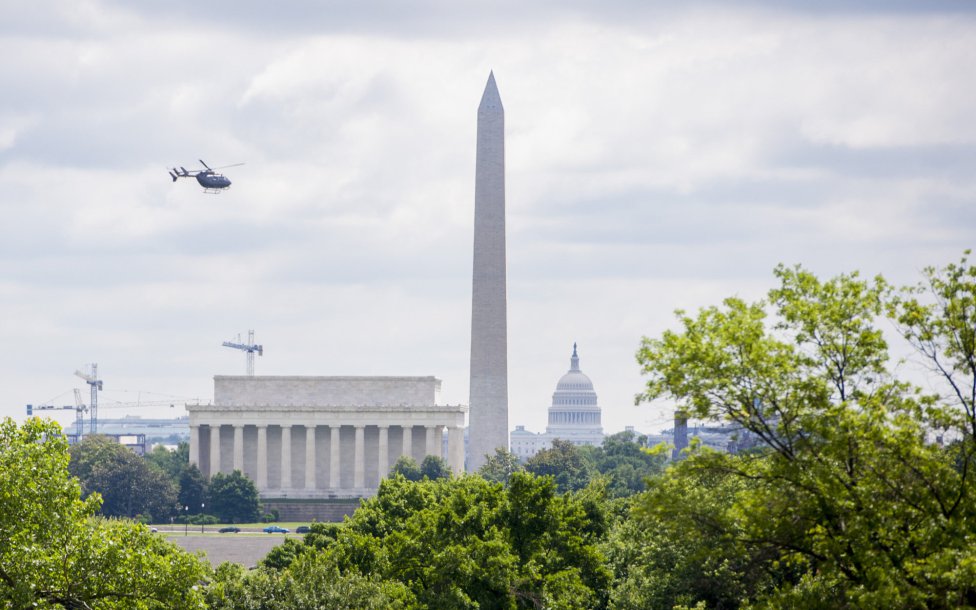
[{"left": 468, "top": 71, "right": 508, "bottom": 471}]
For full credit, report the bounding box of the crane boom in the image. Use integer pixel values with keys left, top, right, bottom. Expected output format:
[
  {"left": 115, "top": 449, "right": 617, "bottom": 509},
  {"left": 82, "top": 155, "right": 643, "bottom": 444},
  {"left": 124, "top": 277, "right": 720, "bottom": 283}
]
[
  {"left": 222, "top": 330, "right": 263, "bottom": 376},
  {"left": 27, "top": 394, "right": 87, "bottom": 437}
]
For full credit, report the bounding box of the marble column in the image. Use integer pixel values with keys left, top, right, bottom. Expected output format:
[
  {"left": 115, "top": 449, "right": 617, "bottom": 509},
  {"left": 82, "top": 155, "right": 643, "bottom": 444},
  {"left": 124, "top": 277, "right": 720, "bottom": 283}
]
[
  {"left": 281, "top": 425, "right": 292, "bottom": 489},
  {"left": 448, "top": 426, "right": 465, "bottom": 474},
  {"left": 378, "top": 426, "right": 389, "bottom": 479},
  {"left": 330, "top": 426, "right": 341, "bottom": 489},
  {"left": 436, "top": 425, "right": 445, "bottom": 458},
  {"left": 189, "top": 425, "right": 200, "bottom": 467},
  {"left": 233, "top": 425, "right": 244, "bottom": 472},
  {"left": 425, "top": 425, "right": 437, "bottom": 458},
  {"left": 209, "top": 425, "right": 220, "bottom": 478},
  {"left": 256, "top": 425, "right": 268, "bottom": 490},
  {"left": 305, "top": 425, "right": 316, "bottom": 490},
  {"left": 401, "top": 425, "right": 413, "bottom": 460},
  {"left": 354, "top": 425, "right": 365, "bottom": 489}
]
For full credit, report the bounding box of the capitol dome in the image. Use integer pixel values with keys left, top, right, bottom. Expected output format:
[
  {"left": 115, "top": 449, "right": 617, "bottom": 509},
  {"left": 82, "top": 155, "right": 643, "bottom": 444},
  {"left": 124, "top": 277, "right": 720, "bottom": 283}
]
[
  {"left": 509, "top": 343, "right": 605, "bottom": 460},
  {"left": 555, "top": 368, "right": 595, "bottom": 393},
  {"left": 547, "top": 343, "right": 602, "bottom": 431}
]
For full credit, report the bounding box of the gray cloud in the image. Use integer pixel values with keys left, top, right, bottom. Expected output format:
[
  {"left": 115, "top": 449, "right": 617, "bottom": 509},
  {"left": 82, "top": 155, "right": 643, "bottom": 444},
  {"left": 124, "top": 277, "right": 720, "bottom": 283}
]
[{"left": 1, "top": 1, "right": 974, "bottom": 434}]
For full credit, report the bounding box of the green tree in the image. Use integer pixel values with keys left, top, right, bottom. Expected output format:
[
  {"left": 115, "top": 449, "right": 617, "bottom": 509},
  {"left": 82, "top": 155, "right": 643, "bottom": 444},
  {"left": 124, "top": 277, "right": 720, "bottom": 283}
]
[
  {"left": 262, "top": 472, "right": 611, "bottom": 608},
  {"left": 205, "top": 556, "right": 413, "bottom": 610},
  {"left": 389, "top": 455, "right": 422, "bottom": 481},
  {"left": 208, "top": 470, "right": 261, "bottom": 523},
  {"left": 261, "top": 537, "right": 306, "bottom": 571},
  {"left": 145, "top": 442, "right": 189, "bottom": 481},
  {"left": 588, "top": 431, "right": 666, "bottom": 497},
  {"left": 634, "top": 259, "right": 976, "bottom": 608},
  {"left": 891, "top": 250, "right": 976, "bottom": 441},
  {"left": 178, "top": 463, "right": 208, "bottom": 514},
  {"left": 419, "top": 454, "right": 452, "bottom": 480},
  {"left": 606, "top": 459, "right": 786, "bottom": 610},
  {"left": 69, "top": 435, "right": 178, "bottom": 522},
  {"left": 0, "top": 417, "right": 209, "bottom": 608},
  {"left": 68, "top": 433, "right": 125, "bottom": 482},
  {"left": 477, "top": 446, "right": 523, "bottom": 484},
  {"left": 525, "top": 438, "right": 594, "bottom": 493}
]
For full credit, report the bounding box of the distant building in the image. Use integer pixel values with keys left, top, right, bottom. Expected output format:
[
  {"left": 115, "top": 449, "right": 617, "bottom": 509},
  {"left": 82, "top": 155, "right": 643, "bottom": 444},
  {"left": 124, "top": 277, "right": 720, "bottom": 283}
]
[
  {"left": 65, "top": 433, "right": 150, "bottom": 455},
  {"left": 654, "top": 411, "right": 765, "bottom": 460},
  {"left": 96, "top": 415, "right": 190, "bottom": 445},
  {"left": 510, "top": 344, "right": 605, "bottom": 460}
]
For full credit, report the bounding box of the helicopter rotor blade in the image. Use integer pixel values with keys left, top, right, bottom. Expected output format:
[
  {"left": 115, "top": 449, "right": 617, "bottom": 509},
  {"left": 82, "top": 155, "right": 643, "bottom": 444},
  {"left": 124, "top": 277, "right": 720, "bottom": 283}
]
[
  {"left": 198, "top": 159, "right": 212, "bottom": 170},
  {"left": 210, "top": 162, "right": 245, "bottom": 170}
]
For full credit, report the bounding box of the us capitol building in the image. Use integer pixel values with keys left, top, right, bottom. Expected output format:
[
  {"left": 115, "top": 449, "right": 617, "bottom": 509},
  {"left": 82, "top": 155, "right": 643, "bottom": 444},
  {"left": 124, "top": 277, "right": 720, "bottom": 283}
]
[{"left": 510, "top": 344, "right": 605, "bottom": 460}]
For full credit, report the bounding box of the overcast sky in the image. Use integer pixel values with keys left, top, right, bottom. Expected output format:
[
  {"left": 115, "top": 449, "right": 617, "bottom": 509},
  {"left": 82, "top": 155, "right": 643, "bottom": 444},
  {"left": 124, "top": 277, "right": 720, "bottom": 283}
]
[{"left": 1, "top": 1, "right": 974, "bottom": 436}]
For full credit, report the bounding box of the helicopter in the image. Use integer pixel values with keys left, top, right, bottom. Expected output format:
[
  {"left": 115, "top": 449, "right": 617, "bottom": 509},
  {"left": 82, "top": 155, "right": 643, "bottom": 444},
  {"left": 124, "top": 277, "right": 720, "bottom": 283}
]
[{"left": 168, "top": 160, "right": 243, "bottom": 193}]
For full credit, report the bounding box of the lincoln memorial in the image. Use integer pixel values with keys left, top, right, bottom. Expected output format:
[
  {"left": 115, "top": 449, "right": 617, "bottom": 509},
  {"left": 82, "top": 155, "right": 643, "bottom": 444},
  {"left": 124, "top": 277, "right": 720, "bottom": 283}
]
[{"left": 187, "top": 375, "right": 466, "bottom": 499}]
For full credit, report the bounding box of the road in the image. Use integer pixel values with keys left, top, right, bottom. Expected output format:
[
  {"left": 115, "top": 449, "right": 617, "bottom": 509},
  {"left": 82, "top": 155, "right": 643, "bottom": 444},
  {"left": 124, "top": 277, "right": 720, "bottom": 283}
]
[{"left": 163, "top": 530, "right": 297, "bottom": 567}]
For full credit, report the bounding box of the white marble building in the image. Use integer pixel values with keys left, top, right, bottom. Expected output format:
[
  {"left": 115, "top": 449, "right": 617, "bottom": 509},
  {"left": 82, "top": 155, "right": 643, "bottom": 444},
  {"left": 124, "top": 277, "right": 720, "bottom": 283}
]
[
  {"left": 188, "top": 376, "right": 466, "bottom": 499},
  {"left": 510, "top": 344, "right": 605, "bottom": 460}
]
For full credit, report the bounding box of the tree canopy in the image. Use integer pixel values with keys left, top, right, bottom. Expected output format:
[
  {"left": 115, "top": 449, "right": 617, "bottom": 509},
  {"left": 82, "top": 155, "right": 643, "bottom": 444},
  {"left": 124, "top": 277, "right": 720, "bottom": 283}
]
[
  {"left": 524, "top": 439, "right": 594, "bottom": 493},
  {"left": 419, "top": 454, "right": 452, "bottom": 480},
  {"left": 631, "top": 253, "right": 976, "bottom": 608},
  {"left": 0, "top": 417, "right": 209, "bottom": 609},
  {"left": 179, "top": 463, "right": 208, "bottom": 515},
  {"left": 228, "top": 472, "right": 612, "bottom": 609},
  {"left": 207, "top": 470, "right": 261, "bottom": 523},
  {"left": 145, "top": 442, "right": 190, "bottom": 480},
  {"left": 477, "top": 447, "right": 523, "bottom": 485},
  {"left": 586, "top": 430, "right": 667, "bottom": 497},
  {"left": 69, "top": 435, "right": 178, "bottom": 522},
  {"left": 389, "top": 455, "right": 422, "bottom": 481}
]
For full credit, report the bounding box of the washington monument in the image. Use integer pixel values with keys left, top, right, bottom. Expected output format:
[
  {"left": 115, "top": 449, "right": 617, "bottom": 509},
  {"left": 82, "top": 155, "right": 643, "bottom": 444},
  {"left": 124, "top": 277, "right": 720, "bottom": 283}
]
[{"left": 468, "top": 72, "right": 508, "bottom": 471}]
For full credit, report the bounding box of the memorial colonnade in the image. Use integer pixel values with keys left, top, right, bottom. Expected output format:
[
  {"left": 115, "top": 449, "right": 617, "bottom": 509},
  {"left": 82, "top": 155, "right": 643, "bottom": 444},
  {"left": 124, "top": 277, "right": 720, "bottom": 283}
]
[{"left": 187, "top": 376, "right": 467, "bottom": 498}]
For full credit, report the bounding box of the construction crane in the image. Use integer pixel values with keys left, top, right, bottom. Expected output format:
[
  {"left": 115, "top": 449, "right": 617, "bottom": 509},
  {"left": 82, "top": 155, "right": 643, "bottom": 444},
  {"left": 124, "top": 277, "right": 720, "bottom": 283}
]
[
  {"left": 75, "top": 364, "right": 103, "bottom": 434},
  {"left": 73, "top": 389, "right": 87, "bottom": 435},
  {"left": 222, "top": 330, "right": 263, "bottom": 376},
  {"left": 25, "top": 390, "right": 88, "bottom": 437}
]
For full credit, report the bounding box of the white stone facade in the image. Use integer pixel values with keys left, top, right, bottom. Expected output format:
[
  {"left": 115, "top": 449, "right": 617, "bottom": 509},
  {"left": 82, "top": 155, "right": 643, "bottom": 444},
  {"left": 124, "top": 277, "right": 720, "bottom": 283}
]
[
  {"left": 468, "top": 71, "right": 510, "bottom": 472},
  {"left": 188, "top": 376, "right": 466, "bottom": 499}
]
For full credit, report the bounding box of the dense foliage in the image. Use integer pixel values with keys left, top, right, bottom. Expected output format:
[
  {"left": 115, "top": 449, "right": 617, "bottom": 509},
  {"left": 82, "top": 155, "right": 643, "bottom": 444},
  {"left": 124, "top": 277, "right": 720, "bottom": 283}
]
[
  {"left": 207, "top": 470, "right": 262, "bottom": 523},
  {"left": 145, "top": 442, "right": 190, "bottom": 480},
  {"left": 70, "top": 436, "right": 265, "bottom": 524},
  {"left": 223, "top": 472, "right": 612, "bottom": 609},
  {"left": 0, "top": 417, "right": 209, "bottom": 609},
  {"left": 478, "top": 446, "right": 523, "bottom": 484},
  {"left": 69, "top": 434, "right": 178, "bottom": 522},
  {"left": 521, "top": 433, "right": 666, "bottom": 497},
  {"left": 630, "top": 252, "right": 976, "bottom": 608}
]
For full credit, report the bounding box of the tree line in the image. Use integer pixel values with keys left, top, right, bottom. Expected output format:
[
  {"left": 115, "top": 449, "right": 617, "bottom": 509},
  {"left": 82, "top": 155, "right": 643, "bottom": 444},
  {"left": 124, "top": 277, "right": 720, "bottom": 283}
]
[
  {"left": 69, "top": 436, "right": 263, "bottom": 524},
  {"left": 2, "top": 251, "right": 974, "bottom": 609}
]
